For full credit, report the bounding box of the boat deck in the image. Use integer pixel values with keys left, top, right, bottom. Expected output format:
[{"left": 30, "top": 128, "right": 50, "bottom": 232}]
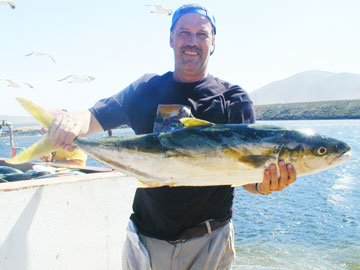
[{"left": 0, "top": 159, "right": 137, "bottom": 269}]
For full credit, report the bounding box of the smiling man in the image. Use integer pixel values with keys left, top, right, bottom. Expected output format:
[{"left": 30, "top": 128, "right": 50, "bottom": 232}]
[
  {"left": 47, "top": 3, "right": 296, "bottom": 270},
  {"left": 170, "top": 10, "right": 215, "bottom": 82}
]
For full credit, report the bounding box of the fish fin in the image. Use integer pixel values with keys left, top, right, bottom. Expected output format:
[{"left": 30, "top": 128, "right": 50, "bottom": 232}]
[
  {"left": 179, "top": 117, "right": 214, "bottom": 128},
  {"left": 6, "top": 135, "right": 60, "bottom": 164},
  {"left": 6, "top": 98, "right": 62, "bottom": 164},
  {"left": 136, "top": 179, "right": 166, "bottom": 188},
  {"left": 238, "top": 155, "right": 276, "bottom": 168},
  {"left": 137, "top": 180, "right": 152, "bottom": 188},
  {"left": 15, "top": 97, "right": 54, "bottom": 130}
]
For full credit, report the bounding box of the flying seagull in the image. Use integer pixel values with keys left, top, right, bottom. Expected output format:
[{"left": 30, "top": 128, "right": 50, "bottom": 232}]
[
  {"left": 0, "top": 79, "right": 34, "bottom": 89},
  {"left": 0, "top": 0, "right": 15, "bottom": 9},
  {"left": 25, "top": 52, "right": 56, "bottom": 63},
  {"left": 58, "top": 75, "right": 95, "bottom": 84},
  {"left": 145, "top": 4, "right": 173, "bottom": 16}
]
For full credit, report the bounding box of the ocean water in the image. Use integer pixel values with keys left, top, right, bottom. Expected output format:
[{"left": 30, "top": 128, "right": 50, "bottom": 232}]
[{"left": 1, "top": 120, "right": 359, "bottom": 269}]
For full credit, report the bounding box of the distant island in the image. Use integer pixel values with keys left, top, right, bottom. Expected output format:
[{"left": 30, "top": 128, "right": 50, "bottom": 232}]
[
  {"left": 255, "top": 99, "right": 360, "bottom": 120},
  {"left": 0, "top": 115, "right": 36, "bottom": 125},
  {"left": 0, "top": 126, "right": 45, "bottom": 137}
]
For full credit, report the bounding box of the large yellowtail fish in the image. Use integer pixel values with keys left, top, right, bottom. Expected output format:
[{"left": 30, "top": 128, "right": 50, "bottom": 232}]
[{"left": 6, "top": 98, "right": 351, "bottom": 187}]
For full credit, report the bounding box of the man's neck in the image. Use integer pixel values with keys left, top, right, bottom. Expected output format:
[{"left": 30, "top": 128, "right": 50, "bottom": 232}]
[{"left": 172, "top": 70, "right": 208, "bottom": 83}]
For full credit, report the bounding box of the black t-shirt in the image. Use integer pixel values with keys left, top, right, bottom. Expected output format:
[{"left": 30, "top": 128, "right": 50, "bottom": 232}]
[{"left": 90, "top": 71, "right": 255, "bottom": 241}]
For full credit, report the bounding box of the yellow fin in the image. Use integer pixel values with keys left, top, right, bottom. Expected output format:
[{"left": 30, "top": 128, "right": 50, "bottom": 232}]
[
  {"left": 137, "top": 180, "right": 152, "bottom": 188},
  {"left": 6, "top": 135, "right": 60, "bottom": 164},
  {"left": 179, "top": 117, "right": 214, "bottom": 128},
  {"left": 5, "top": 98, "right": 62, "bottom": 165},
  {"left": 16, "top": 97, "right": 54, "bottom": 130}
]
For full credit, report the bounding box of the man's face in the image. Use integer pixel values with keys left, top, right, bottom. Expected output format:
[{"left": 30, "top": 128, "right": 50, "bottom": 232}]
[{"left": 170, "top": 13, "right": 215, "bottom": 80}]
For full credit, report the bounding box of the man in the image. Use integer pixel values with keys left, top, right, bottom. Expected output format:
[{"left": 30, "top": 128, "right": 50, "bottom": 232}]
[{"left": 48, "top": 4, "right": 296, "bottom": 269}]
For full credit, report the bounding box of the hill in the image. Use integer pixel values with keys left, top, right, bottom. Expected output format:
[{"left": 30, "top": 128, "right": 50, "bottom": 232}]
[
  {"left": 250, "top": 70, "right": 360, "bottom": 105},
  {"left": 255, "top": 99, "right": 360, "bottom": 120}
]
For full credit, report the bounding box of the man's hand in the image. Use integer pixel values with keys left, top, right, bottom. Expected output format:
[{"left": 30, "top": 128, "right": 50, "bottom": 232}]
[
  {"left": 257, "top": 161, "right": 297, "bottom": 195},
  {"left": 49, "top": 112, "right": 83, "bottom": 151},
  {"left": 48, "top": 110, "right": 102, "bottom": 151}
]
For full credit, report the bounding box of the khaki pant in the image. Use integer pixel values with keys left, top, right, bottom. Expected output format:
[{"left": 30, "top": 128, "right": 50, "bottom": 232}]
[{"left": 122, "top": 221, "right": 235, "bottom": 270}]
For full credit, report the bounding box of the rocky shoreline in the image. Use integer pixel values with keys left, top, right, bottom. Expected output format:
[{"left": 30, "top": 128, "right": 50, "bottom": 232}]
[{"left": 254, "top": 99, "right": 360, "bottom": 120}]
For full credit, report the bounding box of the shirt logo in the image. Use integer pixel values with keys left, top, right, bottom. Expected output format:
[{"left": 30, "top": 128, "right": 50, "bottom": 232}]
[{"left": 153, "top": 105, "right": 192, "bottom": 133}]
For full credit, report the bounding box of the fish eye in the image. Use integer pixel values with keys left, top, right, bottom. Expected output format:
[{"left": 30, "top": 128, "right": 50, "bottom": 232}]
[{"left": 316, "top": 146, "right": 328, "bottom": 156}]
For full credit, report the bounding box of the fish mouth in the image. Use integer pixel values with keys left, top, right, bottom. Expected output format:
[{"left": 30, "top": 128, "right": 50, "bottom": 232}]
[
  {"left": 339, "top": 151, "right": 352, "bottom": 161},
  {"left": 328, "top": 151, "right": 352, "bottom": 165}
]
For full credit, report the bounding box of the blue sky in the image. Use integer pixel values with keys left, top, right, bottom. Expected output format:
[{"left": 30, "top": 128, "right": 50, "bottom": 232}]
[{"left": 1, "top": 0, "right": 359, "bottom": 116}]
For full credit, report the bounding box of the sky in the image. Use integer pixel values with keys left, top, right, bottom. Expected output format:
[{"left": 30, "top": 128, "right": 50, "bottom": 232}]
[{"left": 1, "top": 0, "right": 359, "bottom": 116}]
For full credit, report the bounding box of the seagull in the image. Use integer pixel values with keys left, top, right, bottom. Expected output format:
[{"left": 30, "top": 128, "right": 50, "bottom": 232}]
[
  {"left": 23, "top": 82, "right": 34, "bottom": 88},
  {"left": 57, "top": 75, "right": 95, "bottom": 84},
  {"left": 0, "top": 0, "right": 15, "bottom": 9},
  {"left": 25, "top": 52, "right": 56, "bottom": 63},
  {"left": 0, "top": 79, "right": 34, "bottom": 88},
  {"left": 145, "top": 4, "right": 173, "bottom": 16}
]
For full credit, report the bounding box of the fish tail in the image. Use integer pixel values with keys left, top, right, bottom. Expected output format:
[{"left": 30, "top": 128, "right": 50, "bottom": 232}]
[
  {"left": 6, "top": 98, "right": 59, "bottom": 164},
  {"left": 15, "top": 98, "right": 54, "bottom": 129}
]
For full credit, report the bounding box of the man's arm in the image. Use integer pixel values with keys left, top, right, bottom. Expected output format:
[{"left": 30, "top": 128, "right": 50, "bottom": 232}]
[{"left": 49, "top": 110, "right": 103, "bottom": 151}]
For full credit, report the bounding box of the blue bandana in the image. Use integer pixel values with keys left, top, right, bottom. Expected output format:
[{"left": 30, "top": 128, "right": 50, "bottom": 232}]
[{"left": 170, "top": 4, "right": 216, "bottom": 35}]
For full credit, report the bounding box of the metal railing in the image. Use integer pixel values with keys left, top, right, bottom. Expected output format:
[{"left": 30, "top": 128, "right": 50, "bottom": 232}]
[{"left": 0, "top": 120, "right": 16, "bottom": 157}]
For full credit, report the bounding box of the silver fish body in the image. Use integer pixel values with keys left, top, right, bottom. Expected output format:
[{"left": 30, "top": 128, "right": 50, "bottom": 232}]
[
  {"left": 74, "top": 124, "right": 351, "bottom": 187},
  {"left": 6, "top": 98, "right": 351, "bottom": 187}
]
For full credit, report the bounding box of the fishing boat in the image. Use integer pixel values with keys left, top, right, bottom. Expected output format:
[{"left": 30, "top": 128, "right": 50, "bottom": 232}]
[{"left": 0, "top": 121, "right": 137, "bottom": 269}]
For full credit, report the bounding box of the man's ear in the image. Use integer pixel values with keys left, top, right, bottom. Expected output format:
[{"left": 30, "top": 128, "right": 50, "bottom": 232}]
[
  {"left": 169, "top": 31, "right": 174, "bottom": 48},
  {"left": 210, "top": 36, "right": 216, "bottom": 55}
]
